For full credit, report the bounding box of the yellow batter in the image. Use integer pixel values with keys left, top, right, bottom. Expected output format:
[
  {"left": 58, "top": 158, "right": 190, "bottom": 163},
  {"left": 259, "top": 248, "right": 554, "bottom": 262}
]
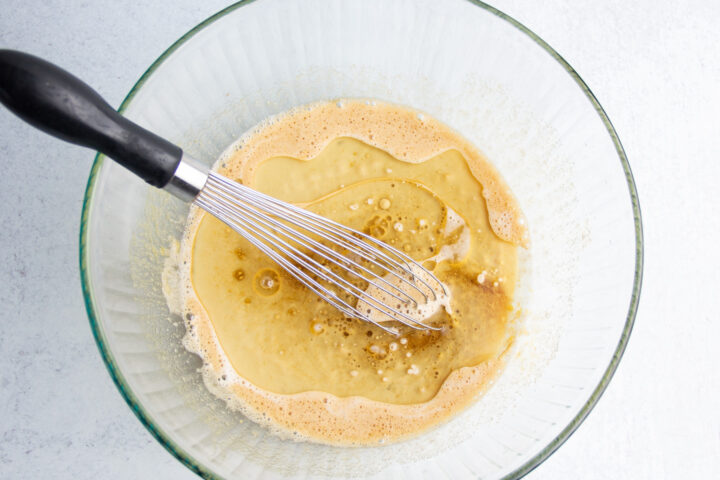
[{"left": 166, "top": 100, "right": 528, "bottom": 445}]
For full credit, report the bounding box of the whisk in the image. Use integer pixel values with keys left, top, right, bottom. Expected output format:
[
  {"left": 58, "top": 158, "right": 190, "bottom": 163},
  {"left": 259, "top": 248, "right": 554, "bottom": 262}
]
[{"left": 0, "top": 50, "right": 445, "bottom": 333}]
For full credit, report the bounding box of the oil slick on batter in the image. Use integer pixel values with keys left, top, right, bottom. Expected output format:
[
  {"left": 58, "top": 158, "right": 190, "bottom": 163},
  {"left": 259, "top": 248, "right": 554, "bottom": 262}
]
[{"left": 163, "top": 100, "right": 528, "bottom": 445}]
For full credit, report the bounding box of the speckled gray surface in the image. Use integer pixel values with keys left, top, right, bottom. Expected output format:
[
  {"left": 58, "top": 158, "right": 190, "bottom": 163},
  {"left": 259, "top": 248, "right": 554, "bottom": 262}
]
[{"left": 1, "top": 1, "right": 718, "bottom": 479}]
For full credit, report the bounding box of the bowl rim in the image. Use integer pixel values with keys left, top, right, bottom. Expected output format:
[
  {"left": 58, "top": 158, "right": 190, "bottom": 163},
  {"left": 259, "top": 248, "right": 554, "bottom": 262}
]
[{"left": 78, "top": 1, "right": 643, "bottom": 478}]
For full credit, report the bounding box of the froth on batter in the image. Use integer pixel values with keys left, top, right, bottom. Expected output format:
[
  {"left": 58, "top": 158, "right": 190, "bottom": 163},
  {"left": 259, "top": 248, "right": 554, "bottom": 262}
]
[{"left": 163, "top": 99, "right": 528, "bottom": 445}]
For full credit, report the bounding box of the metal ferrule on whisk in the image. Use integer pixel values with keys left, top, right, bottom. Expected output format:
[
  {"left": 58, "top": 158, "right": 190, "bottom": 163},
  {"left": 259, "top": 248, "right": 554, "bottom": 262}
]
[{"left": 164, "top": 153, "right": 210, "bottom": 202}]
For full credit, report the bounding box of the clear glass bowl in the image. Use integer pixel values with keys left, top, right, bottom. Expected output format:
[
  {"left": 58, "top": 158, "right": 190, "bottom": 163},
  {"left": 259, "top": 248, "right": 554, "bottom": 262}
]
[{"left": 79, "top": 0, "right": 642, "bottom": 478}]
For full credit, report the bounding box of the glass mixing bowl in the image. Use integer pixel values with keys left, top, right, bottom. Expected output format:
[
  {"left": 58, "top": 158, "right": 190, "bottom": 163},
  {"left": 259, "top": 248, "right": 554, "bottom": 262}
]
[{"left": 79, "top": 0, "right": 642, "bottom": 478}]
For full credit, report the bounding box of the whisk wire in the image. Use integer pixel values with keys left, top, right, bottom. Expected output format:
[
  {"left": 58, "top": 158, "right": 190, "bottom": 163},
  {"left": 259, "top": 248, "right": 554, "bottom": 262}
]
[
  {"left": 196, "top": 172, "right": 446, "bottom": 332},
  {"left": 198, "top": 189, "right": 437, "bottom": 330},
  {"left": 199, "top": 192, "right": 425, "bottom": 328},
  {"left": 210, "top": 174, "right": 441, "bottom": 300},
  {"left": 196, "top": 196, "right": 402, "bottom": 334},
  {"left": 204, "top": 181, "right": 419, "bottom": 307}
]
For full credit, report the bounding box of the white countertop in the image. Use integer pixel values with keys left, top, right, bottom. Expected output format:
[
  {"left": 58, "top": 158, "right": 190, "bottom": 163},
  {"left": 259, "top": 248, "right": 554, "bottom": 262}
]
[{"left": 1, "top": 1, "right": 718, "bottom": 478}]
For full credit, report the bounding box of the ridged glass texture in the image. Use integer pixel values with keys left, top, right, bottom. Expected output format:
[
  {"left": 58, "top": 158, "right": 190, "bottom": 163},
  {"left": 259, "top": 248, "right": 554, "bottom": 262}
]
[{"left": 79, "top": 1, "right": 642, "bottom": 478}]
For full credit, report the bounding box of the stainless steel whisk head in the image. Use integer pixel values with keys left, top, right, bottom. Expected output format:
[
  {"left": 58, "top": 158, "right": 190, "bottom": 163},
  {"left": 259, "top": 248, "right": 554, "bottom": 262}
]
[{"left": 189, "top": 166, "right": 447, "bottom": 334}]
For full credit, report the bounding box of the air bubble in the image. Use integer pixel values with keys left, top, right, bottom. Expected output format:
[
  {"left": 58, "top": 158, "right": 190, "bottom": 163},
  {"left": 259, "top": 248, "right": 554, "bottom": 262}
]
[{"left": 254, "top": 269, "right": 280, "bottom": 296}]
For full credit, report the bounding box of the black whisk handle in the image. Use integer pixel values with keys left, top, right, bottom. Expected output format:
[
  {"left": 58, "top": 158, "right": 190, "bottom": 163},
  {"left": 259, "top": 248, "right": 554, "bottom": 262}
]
[{"left": 0, "top": 49, "right": 182, "bottom": 188}]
